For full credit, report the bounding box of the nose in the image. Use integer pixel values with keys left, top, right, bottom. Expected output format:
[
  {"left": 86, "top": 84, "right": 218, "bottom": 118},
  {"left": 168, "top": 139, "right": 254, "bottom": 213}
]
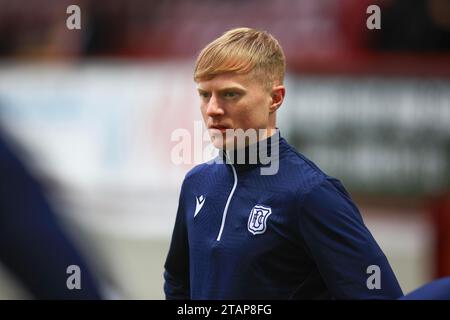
[{"left": 205, "top": 94, "right": 224, "bottom": 117}]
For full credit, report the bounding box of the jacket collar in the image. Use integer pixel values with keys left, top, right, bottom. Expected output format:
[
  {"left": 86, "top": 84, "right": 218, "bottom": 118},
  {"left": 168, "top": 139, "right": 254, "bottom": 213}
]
[{"left": 216, "top": 129, "right": 288, "bottom": 172}]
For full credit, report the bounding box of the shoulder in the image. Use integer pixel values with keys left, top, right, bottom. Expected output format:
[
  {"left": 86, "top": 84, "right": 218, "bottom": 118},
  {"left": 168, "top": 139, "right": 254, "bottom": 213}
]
[
  {"left": 181, "top": 158, "right": 223, "bottom": 188},
  {"left": 279, "top": 140, "right": 331, "bottom": 196},
  {"left": 279, "top": 139, "right": 353, "bottom": 207},
  {"left": 184, "top": 162, "right": 211, "bottom": 181}
]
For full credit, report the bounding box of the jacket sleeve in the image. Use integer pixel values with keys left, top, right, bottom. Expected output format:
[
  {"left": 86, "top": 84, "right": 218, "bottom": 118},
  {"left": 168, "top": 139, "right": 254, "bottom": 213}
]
[
  {"left": 297, "top": 177, "right": 404, "bottom": 299},
  {"left": 163, "top": 180, "right": 190, "bottom": 299}
]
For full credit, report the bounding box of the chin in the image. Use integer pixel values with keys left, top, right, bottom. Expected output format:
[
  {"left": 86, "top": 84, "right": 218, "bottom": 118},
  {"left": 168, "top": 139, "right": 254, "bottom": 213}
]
[
  {"left": 210, "top": 134, "right": 234, "bottom": 150},
  {"left": 209, "top": 134, "right": 222, "bottom": 149}
]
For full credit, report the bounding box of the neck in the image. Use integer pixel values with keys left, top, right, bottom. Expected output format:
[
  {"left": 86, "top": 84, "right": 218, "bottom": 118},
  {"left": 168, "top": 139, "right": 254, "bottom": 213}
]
[
  {"left": 258, "top": 127, "right": 277, "bottom": 141},
  {"left": 220, "top": 128, "right": 280, "bottom": 169}
]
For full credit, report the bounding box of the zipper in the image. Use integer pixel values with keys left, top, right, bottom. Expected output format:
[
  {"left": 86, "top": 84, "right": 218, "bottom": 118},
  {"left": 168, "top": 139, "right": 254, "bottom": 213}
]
[{"left": 216, "top": 163, "right": 237, "bottom": 241}]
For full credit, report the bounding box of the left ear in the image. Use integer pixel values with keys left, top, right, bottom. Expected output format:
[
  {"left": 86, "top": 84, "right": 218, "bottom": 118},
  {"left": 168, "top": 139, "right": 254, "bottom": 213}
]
[{"left": 269, "top": 85, "right": 285, "bottom": 113}]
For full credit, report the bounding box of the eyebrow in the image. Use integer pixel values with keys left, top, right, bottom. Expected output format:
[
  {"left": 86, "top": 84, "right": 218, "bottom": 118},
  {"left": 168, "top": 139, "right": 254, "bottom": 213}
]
[{"left": 197, "top": 86, "right": 247, "bottom": 93}]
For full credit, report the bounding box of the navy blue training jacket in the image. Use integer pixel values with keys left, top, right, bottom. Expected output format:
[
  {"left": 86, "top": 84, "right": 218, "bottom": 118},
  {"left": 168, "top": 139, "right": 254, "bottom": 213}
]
[{"left": 164, "top": 132, "right": 403, "bottom": 299}]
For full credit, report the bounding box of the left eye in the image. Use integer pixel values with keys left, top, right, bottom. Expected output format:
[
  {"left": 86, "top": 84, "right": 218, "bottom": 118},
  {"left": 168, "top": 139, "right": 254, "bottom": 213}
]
[{"left": 223, "top": 92, "right": 237, "bottom": 98}]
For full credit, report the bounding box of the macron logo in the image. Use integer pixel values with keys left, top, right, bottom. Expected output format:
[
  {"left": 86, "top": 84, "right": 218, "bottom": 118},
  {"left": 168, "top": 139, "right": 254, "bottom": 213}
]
[{"left": 194, "top": 195, "right": 206, "bottom": 218}]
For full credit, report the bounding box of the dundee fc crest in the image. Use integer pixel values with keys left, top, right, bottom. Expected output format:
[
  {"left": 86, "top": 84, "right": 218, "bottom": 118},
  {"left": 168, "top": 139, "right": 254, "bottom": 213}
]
[{"left": 247, "top": 205, "right": 272, "bottom": 235}]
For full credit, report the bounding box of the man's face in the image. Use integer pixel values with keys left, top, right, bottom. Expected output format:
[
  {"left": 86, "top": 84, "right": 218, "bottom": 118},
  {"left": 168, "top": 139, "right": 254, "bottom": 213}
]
[{"left": 197, "top": 72, "right": 276, "bottom": 149}]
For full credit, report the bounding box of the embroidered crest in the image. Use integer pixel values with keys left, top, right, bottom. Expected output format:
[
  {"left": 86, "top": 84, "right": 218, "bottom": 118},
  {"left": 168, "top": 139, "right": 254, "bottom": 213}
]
[{"left": 247, "top": 205, "right": 272, "bottom": 235}]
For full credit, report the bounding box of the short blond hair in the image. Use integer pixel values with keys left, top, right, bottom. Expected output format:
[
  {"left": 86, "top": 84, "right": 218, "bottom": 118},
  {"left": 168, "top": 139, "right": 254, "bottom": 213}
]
[{"left": 194, "top": 27, "right": 286, "bottom": 89}]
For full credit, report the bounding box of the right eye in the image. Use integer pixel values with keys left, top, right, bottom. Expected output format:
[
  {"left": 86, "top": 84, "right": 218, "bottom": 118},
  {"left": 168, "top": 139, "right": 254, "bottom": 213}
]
[{"left": 199, "top": 92, "right": 210, "bottom": 99}]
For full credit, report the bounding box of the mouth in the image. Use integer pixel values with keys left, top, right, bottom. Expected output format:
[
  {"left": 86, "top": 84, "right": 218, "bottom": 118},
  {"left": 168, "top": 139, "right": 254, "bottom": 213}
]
[{"left": 208, "top": 125, "right": 231, "bottom": 133}]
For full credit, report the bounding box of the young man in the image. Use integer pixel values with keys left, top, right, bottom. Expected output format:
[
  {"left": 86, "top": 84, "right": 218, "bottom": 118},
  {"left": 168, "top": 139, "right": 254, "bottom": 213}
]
[{"left": 164, "top": 27, "right": 403, "bottom": 299}]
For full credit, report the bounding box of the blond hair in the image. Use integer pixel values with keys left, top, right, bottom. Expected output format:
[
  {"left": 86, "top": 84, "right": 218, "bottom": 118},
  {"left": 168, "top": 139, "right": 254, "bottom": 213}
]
[{"left": 194, "top": 27, "right": 286, "bottom": 89}]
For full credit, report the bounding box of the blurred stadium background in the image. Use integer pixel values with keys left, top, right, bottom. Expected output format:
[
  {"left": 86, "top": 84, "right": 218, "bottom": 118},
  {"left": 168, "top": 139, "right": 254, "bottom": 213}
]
[{"left": 0, "top": 0, "right": 449, "bottom": 299}]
